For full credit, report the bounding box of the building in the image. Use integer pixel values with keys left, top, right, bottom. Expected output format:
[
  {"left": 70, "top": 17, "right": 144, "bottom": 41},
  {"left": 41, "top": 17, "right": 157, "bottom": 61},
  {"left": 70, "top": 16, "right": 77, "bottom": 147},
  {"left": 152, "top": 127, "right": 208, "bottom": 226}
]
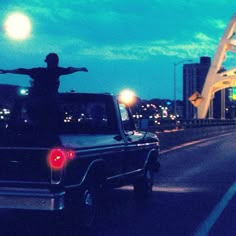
[
  {"left": 0, "top": 84, "right": 20, "bottom": 109},
  {"left": 183, "top": 57, "right": 211, "bottom": 119}
]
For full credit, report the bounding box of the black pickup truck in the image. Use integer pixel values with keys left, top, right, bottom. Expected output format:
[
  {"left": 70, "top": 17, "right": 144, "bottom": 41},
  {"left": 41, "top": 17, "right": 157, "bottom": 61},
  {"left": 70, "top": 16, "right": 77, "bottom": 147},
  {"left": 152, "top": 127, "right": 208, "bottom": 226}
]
[{"left": 0, "top": 92, "right": 160, "bottom": 227}]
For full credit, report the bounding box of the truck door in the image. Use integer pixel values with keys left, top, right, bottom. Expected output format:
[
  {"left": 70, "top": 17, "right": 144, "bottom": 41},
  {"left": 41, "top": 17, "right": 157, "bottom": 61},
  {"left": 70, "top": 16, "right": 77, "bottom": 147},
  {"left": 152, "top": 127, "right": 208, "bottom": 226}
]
[{"left": 119, "top": 104, "right": 147, "bottom": 173}]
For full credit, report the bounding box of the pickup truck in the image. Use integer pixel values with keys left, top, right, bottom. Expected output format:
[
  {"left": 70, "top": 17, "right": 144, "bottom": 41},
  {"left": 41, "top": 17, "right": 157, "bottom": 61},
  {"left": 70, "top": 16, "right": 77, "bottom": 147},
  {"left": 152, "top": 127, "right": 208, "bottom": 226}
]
[{"left": 0, "top": 92, "right": 160, "bottom": 227}]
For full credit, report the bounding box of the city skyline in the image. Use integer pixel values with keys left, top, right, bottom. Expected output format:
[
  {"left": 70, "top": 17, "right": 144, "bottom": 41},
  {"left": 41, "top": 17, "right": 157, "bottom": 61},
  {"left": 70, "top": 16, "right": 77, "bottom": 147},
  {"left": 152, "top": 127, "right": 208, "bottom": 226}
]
[{"left": 0, "top": 1, "right": 235, "bottom": 100}]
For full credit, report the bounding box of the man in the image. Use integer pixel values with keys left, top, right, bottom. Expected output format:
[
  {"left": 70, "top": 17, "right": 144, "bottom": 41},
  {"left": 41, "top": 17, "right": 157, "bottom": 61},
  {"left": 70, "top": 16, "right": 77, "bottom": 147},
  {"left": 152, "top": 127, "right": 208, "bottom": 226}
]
[
  {"left": 0, "top": 53, "right": 88, "bottom": 130},
  {"left": 0, "top": 53, "right": 88, "bottom": 96}
]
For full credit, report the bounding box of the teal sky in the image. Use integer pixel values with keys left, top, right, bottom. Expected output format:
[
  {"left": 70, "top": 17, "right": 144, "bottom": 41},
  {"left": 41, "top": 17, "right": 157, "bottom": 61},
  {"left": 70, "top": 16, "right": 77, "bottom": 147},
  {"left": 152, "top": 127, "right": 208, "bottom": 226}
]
[{"left": 0, "top": 1, "right": 235, "bottom": 100}]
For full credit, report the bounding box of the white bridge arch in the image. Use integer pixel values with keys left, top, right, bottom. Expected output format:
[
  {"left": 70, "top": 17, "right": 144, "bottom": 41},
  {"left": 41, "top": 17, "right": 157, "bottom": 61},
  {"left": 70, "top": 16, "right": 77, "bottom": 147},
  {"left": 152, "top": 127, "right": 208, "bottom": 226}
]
[{"left": 198, "top": 14, "right": 236, "bottom": 119}]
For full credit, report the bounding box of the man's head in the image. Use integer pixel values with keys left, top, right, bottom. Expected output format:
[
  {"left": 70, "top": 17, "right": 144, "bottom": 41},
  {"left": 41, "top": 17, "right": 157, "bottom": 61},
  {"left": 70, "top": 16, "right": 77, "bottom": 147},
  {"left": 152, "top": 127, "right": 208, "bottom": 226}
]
[{"left": 44, "top": 53, "right": 59, "bottom": 67}]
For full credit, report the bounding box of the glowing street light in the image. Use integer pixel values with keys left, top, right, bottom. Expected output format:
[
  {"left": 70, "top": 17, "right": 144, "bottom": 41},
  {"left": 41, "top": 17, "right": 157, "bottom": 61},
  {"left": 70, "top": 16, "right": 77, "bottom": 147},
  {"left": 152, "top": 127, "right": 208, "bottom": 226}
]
[{"left": 119, "top": 89, "right": 137, "bottom": 106}]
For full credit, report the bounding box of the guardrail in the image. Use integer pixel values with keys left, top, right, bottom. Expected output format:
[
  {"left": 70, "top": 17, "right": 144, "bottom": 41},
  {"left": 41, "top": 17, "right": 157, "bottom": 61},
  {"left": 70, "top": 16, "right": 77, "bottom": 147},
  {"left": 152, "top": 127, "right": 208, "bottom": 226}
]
[
  {"left": 138, "top": 119, "right": 236, "bottom": 150},
  {"left": 155, "top": 125, "right": 236, "bottom": 151},
  {"left": 182, "top": 119, "right": 236, "bottom": 128},
  {"left": 139, "top": 118, "right": 236, "bottom": 132}
]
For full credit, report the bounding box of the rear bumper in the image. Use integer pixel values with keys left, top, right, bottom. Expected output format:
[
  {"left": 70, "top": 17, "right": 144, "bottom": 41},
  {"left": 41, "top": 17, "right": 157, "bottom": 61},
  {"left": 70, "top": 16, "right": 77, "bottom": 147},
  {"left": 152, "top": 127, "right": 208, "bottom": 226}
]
[{"left": 0, "top": 187, "right": 65, "bottom": 211}]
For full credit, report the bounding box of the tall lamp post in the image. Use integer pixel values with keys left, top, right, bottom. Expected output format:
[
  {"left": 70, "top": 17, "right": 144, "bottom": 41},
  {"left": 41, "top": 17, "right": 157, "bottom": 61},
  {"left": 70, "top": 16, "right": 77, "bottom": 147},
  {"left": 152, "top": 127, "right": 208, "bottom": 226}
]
[{"left": 173, "top": 59, "right": 192, "bottom": 116}]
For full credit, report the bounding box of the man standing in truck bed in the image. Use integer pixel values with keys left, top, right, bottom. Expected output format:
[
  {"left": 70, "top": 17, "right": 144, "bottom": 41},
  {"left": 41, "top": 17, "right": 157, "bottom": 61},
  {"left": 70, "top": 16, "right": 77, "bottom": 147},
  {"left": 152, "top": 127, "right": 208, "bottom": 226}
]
[
  {"left": 0, "top": 52, "right": 88, "bottom": 96},
  {"left": 0, "top": 53, "right": 88, "bottom": 129}
]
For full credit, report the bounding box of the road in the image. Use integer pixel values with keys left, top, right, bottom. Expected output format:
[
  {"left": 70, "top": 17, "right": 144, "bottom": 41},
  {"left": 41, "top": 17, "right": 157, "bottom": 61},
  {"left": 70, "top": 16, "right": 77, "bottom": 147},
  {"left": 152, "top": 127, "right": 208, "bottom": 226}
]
[{"left": 1, "top": 132, "right": 236, "bottom": 235}]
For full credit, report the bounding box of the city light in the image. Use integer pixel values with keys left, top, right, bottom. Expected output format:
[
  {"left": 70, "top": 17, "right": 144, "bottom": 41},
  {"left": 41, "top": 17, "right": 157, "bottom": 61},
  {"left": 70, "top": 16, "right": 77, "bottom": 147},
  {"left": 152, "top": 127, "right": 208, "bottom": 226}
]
[
  {"left": 19, "top": 88, "right": 29, "bottom": 96},
  {"left": 0, "top": 108, "right": 10, "bottom": 121}
]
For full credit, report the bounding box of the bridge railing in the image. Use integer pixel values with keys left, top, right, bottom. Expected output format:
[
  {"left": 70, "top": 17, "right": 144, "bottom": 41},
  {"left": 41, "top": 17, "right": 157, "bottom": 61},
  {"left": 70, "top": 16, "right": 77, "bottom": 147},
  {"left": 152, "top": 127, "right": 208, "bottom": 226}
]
[
  {"left": 138, "top": 118, "right": 236, "bottom": 132},
  {"left": 157, "top": 124, "right": 236, "bottom": 150},
  {"left": 181, "top": 119, "right": 236, "bottom": 128},
  {"left": 137, "top": 118, "right": 236, "bottom": 150}
]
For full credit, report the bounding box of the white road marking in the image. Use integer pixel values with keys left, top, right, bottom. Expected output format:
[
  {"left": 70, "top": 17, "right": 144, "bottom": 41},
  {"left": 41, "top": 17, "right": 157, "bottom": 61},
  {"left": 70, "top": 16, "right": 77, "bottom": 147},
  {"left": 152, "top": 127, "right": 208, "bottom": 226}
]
[
  {"left": 160, "top": 132, "right": 234, "bottom": 155},
  {"left": 159, "top": 132, "right": 236, "bottom": 235},
  {"left": 195, "top": 181, "right": 236, "bottom": 236}
]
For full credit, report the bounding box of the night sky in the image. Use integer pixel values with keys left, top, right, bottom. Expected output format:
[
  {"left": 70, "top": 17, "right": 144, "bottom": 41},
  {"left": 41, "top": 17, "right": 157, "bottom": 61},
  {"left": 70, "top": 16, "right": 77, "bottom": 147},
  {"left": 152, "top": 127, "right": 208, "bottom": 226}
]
[{"left": 0, "top": 1, "right": 235, "bottom": 100}]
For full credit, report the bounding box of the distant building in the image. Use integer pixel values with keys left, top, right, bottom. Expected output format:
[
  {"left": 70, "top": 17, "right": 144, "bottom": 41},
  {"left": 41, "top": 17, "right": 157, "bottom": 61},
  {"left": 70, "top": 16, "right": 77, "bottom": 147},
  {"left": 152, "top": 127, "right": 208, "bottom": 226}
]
[
  {"left": 183, "top": 57, "right": 211, "bottom": 119},
  {"left": 0, "top": 84, "right": 19, "bottom": 109}
]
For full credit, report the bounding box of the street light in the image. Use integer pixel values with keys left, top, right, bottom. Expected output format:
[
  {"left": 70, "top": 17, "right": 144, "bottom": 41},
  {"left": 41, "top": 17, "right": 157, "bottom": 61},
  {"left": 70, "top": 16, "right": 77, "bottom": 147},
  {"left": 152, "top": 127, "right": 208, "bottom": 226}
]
[
  {"left": 119, "top": 89, "right": 137, "bottom": 106},
  {"left": 173, "top": 59, "right": 192, "bottom": 116}
]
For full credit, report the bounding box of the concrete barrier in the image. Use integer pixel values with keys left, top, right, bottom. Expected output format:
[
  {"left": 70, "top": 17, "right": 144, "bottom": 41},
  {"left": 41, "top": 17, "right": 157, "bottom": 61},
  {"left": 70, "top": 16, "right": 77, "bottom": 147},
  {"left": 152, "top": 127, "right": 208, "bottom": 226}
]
[{"left": 155, "top": 125, "right": 236, "bottom": 150}]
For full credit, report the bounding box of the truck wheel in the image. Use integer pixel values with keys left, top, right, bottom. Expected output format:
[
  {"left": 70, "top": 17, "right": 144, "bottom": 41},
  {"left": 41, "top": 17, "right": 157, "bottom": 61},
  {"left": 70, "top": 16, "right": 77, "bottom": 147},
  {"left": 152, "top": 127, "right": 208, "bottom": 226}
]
[
  {"left": 79, "top": 184, "right": 98, "bottom": 228},
  {"left": 133, "top": 167, "right": 154, "bottom": 198}
]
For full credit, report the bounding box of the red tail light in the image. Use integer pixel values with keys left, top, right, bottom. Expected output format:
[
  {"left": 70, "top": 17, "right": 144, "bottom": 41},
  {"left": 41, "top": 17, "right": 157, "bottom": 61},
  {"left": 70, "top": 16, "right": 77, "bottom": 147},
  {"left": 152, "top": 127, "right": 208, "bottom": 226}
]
[
  {"left": 67, "top": 150, "right": 75, "bottom": 160},
  {"left": 48, "top": 148, "right": 67, "bottom": 170},
  {"left": 48, "top": 148, "right": 76, "bottom": 170}
]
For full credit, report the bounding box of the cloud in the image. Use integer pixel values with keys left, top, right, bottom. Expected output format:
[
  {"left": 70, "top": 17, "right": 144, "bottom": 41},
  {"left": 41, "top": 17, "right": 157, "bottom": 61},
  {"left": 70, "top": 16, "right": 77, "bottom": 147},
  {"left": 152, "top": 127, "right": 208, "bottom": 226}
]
[
  {"left": 194, "top": 33, "right": 213, "bottom": 42},
  {"left": 79, "top": 34, "right": 217, "bottom": 61},
  {"left": 1, "top": 1, "right": 229, "bottom": 62},
  {"left": 207, "top": 18, "right": 227, "bottom": 30}
]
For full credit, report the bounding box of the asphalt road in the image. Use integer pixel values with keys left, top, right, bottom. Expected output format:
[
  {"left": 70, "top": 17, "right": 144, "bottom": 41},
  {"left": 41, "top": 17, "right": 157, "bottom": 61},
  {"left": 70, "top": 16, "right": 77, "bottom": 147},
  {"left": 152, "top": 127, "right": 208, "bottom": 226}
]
[{"left": 1, "top": 132, "right": 236, "bottom": 236}]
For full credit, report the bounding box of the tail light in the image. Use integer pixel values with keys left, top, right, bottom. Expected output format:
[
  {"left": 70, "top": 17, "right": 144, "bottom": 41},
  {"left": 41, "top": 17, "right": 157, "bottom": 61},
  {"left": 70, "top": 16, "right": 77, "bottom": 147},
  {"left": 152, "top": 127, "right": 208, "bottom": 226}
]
[
  {"left": 48, "top": 148, "right": 75, "bottom": 170},
  {"left": 66, "top": 150, "right": 75, "bottom": 160}
]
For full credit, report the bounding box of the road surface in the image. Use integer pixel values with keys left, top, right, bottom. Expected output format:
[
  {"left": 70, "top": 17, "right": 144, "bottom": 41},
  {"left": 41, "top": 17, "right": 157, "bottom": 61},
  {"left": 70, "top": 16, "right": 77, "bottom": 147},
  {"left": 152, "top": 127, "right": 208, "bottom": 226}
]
[{"left": 1, "top": 131, "right": 236, "bottom": 235}]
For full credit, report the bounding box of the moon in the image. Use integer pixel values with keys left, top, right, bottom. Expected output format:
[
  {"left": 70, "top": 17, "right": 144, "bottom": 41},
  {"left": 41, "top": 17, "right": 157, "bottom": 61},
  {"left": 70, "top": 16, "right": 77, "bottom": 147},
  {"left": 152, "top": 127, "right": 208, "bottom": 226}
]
[{"left": 4, "top": 12, "right": 32, "bottom": 40}]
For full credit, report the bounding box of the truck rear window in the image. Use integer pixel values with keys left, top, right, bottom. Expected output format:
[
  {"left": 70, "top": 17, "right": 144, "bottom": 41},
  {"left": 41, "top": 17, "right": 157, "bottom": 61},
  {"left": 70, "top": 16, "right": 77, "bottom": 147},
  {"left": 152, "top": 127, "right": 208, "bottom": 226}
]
[{"left": 8, "top": 94, "right": 118, "bottom": 134}]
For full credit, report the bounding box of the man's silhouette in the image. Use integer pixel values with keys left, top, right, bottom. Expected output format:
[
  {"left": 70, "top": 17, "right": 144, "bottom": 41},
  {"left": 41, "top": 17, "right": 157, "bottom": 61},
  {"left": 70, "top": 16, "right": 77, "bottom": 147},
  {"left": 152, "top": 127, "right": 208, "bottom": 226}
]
[
  {"left": 0, "top": 53, "right": 88, "bottom": 96},
  {"left": 0, "top": 53, "right": 88, "bottom": 131}
]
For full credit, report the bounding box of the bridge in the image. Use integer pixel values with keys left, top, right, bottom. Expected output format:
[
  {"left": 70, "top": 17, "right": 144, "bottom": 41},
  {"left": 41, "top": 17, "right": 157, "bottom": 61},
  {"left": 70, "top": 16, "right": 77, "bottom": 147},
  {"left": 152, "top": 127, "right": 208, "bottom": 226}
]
[{"left": 197, "top": 13, "right": 236, "bottom": 119}]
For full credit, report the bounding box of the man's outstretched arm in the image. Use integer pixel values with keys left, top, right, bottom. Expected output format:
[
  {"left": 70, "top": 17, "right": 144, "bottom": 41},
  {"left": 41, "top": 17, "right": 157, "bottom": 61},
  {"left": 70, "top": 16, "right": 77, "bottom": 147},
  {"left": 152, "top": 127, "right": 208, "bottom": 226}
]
[
  {"left": 70, "top": 67, "right": 88, "bottom": 73},
  {"left": 61, "top": 67, "right": 88, "bottom": 75},
  {"left": 0, "top": 68, "right": 30, "bottom": 75}
]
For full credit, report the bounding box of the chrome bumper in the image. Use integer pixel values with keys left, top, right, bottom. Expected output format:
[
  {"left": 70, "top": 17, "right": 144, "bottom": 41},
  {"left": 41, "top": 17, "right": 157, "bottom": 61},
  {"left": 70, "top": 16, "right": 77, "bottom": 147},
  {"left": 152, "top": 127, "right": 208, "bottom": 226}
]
[{"left": 0, "top": 187, "right": 65, "bottom": 211}]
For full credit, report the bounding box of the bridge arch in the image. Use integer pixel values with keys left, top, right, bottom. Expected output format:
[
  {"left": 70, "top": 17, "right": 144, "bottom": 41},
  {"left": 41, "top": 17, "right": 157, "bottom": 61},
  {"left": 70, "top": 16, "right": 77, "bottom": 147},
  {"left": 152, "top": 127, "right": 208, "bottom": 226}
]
[{"left": 197, "top": 14, "right": 236, "bottom": 119}]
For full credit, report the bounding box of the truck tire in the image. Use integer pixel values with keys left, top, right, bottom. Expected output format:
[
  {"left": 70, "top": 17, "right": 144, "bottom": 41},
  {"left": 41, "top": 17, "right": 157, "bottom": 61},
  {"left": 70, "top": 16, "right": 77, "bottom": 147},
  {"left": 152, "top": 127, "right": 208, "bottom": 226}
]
[
  {"left": 79, "top": 183, "right": 98, "bottom": 228},
  {"left": 133, "top": 167, "right": 154, "bottom": 198},
  {"left": 61, "top": 177, "right": 102, "bottom": 230}
]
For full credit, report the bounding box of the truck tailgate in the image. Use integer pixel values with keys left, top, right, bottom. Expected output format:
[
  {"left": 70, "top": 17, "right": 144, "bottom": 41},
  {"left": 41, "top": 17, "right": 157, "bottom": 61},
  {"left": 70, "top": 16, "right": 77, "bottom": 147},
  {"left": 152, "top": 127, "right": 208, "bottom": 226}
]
[{"left": 0, "top": 147, "right": 51, "bottom": 183}]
